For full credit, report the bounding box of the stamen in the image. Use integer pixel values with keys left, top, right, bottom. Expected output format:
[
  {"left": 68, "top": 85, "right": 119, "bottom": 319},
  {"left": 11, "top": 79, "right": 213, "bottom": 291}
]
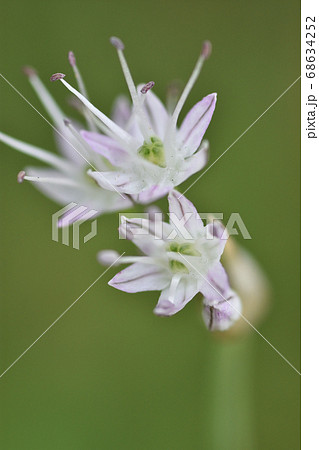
[
  {"left": 118, "top": 256, "right": 154, "bottom": 264},
  {"left": 0, "top": 132, "right": 70, "bottom": 172},
  {"left": 68, "top": 51, "right": 76, "bottom": 67},
  {"left": 201, "top": 40, "right": 212, "bottom": 60},
  {"left": 21, "top": 173, "right": 78, "bottom": 186},
  {"left": 63, "top": 118, "right": 90, "bottom": 156},
  {"left": 17, "top": 170, "right": 26, "bottom": 183},
  {"left": 97, "top": 250, "right": 121, "bottom": 266},
  {"left": 97, "top": 250, "right": 153, "bottom": 266},
  {"left": 23, "top": 69, "right": 65, "bottom": 128},
  {"left": 50, "top": 73, "right": 66, "bottom": 82},
  {"left": 141, "top": 81, "right": 155, "bottom": 94},
  {"left": 67, "top": 51, "right": 97, "bottom": 132},
  {"left": 86, "top": 112, "right": 121, "bottom": 142},
  {"left": 110, "top": 37, "right": 138, "bottom": 104},
  {"left": 63, "top": 118, "right": 104, "bottom": 167},
  {"left": 170, "top": 40, "right": 212, "bottom": 130},
  {"left": 56, "top": 78, "right": 133, "bottom": 146},
  {"left": 22, "top": 66, "right": 37, "bottom": 78},
  {"left": 67, "top": 96, "right": 83, "bottom": 112},
  {"left": 168, "top": 274, "right": 182, "bottom": 302},
  {"left": 110, "top": 37, "right": 154, "bottom": 139},
  {"left": 166, "top": 80, "right": 183, "bottom": 114}
]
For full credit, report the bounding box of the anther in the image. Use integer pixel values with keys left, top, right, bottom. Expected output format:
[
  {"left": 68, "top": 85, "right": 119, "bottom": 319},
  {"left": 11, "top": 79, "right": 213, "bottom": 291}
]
[
  {"left": 68, "top": 51, "right": 76, "bottom": 67},
  {"left": 22, "top": 66, "right": 37, "bottom": 78},
  {"left": 201, "top": 40, "right": 212, "bottom": 60},
  {"left": 110, "top": 36, "right": 125, "bottom": 51},
  {"left": 17, "top": 170, "right": 26, "bottom": 183},
  {"left": 97, "top": 250, "right": 121, "bottom": 266},
  {"left": 141, "top": 81, "right": 155, "bottom": 94},
  {"left": 50, "top": 73, "right": 66, "bottom": 82}
]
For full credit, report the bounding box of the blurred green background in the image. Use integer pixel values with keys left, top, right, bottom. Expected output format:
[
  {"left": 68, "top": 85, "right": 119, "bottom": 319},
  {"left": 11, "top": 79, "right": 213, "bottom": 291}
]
[{"left": 0, "top": 0, "right": 300, "bottom": 448}]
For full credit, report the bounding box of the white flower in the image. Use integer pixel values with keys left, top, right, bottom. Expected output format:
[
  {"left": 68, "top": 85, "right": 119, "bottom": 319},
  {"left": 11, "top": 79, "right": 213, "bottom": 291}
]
[
  {"left": 99, "top": 190, "right": 241, "bottom": 330},
  {"left": 0, "top": 63, "right": 132, "bottom": 225},
  {"left": 52, "top": 37, "right": 217, "bottom": 204}
]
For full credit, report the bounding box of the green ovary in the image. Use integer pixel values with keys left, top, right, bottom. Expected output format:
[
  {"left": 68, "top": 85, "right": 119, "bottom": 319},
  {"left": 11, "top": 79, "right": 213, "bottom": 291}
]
[
  {"left": 167, "top": 242, "right": 201, "bottom": 274},
  {"left": 169, "top": 260, "right": 189, "bottom": 274},
  {"left": 167, "top": 242, "right": 201, "bottom": 257},
  {"left": 138, "top": 136, "right": 166, "bottom": 168}
]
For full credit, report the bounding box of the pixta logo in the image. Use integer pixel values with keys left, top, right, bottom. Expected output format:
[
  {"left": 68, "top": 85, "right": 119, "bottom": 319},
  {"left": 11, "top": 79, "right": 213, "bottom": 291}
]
[
  {"left": 52, "top": 203, "right": 98, "bottom": 249},
  {"left": 118, "top": 212, "right": 251, "bottom": 241}
]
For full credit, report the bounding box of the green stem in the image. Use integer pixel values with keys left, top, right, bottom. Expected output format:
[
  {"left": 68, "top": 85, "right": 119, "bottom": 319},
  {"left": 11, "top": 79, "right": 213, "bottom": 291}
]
[{"left": 203, "top": 336, "right": 255, "bottom": 450}]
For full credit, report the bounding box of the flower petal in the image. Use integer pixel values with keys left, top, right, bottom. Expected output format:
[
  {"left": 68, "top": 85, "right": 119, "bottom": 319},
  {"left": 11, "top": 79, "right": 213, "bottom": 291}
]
[
  {"left": 111, "top": 95, "right": 132, "bottom": 127},
  {"left": 60, "top": 79, "right": 133, "bottom": 145},
  {"left": 81, "top": 131, "right": 130, "bottom": 166},
  {"left": 202, "top": 292, "right": 241, "bottom": 331},
  {"left": 204, "top": 218, "right": 229, "bottom": 254},
  {"left": 175, "top": 141, "right": 209, "bottom": 185},
  {"left": 178, "top": 93, "right": 217, "bottom": 157},
  {"left": 54, "top": 120, "right": 90, "bottom": 166},
  {"left": 119, "top": 216, "right": 174, "bottom": 254},
  {"left": 25, "top": 166, "right": 132, "bottom": 215},
  {"left": 199, "top": 262, "right": 231, "bottom": 304},
  {"left": 0, "top": 131, "right": 70, "bottom": 172},
  {"left": 154, "top": 277, "right": 198, "bottom": 316},
  {"left": 138, "top": 86, "right": 169, "bottom": 139},
  {"left": 109, "top": 263, "right": 170, "bottom": 293},
  {"left": 132, "top": 184, "right": 172, "bottom": 204},
  {"left": 168, "top": 190, "right": 204, "bottom": 238},
  {"left": 88, "top": 169, "right": 144, "bottom": 193}
]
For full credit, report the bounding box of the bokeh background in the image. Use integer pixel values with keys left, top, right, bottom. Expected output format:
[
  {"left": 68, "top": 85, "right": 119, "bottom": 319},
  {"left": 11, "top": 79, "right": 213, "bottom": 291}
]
[{"left": 0, "top": 0, "right": 300, "bottom": 448}]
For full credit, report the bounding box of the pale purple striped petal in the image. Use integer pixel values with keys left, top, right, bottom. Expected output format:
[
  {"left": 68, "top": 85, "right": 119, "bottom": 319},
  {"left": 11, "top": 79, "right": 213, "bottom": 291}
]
[
  {"left": 199, "top": 262, "right": 231, "bottom": 304},
  {"left": 88, "top": 170, "right": 143, "bottom": 193},
  {"left": 108, "top": 263, "right": 170, "bottom": 293},
  {"left": 168, "top": 190, "right": 204, "bottom": 237},
  {"left": 178, "top": 93, "right": 217, "bottom": 157},
  {"left": 175, "top": 142, "right": 209, "bottom": 185},
  {"left": 119, "top": 217, "right": 174, "bottom": 254},
  {"left": 202, "top": 292, "right": 241, "bottom": 331},
  {"left": 154, "top": 277, "right": 198, "bottom": 316},
  {"left": 132, "top": 184, "right": 172, "bottom": 204},
  {"left": 205, "top": 219, "right": 229, "bottom": 254},
  {"left": 81, "top": 131, "right": 130, "bottom": 166}
]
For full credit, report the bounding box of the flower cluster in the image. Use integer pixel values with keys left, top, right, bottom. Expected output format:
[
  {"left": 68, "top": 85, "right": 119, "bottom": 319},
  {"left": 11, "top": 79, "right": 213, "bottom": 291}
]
[
  {"left": 0, "top": 37, "right": 248, "bottom": 331},
  {"left": 99, "top": 190, "right": 241, "bottom": 330}
]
